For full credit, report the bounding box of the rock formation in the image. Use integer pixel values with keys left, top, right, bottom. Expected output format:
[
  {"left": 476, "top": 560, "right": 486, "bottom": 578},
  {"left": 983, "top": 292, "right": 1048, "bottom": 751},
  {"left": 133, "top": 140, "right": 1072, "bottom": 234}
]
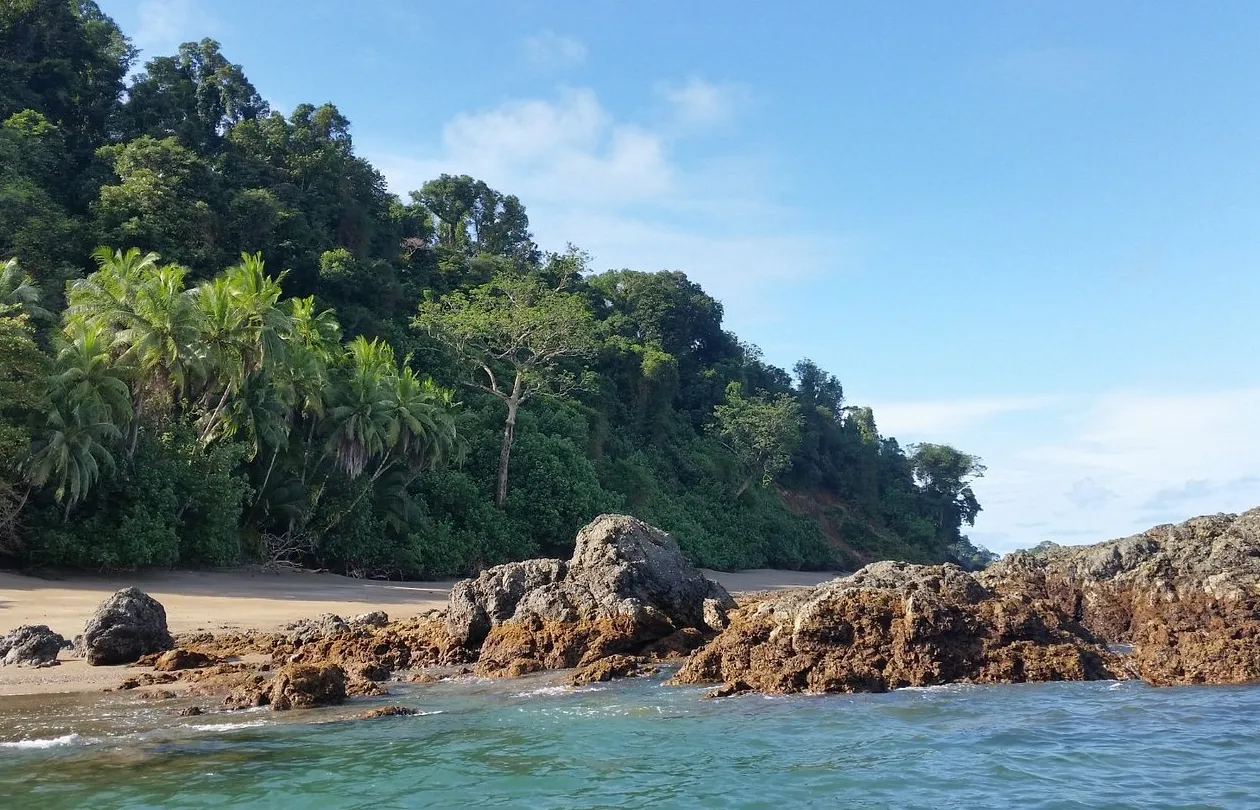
[
  {"left": 82, "top": 588, "right": 174, "bottom": 665},
  {"left": 453, "top": 514, "right": 735, "bottom": 677},
  {"left": 673, "top": 561, "right": 1126, "bottom": 694},
  {"left": 981, "top": 508, "right": 1260, "bottom": 685},
  {"left": 0, "top": 625, "right": 68, "bottom": 667},
  {"left": 225, "top": 663, "right": 348, "bottom": 710}
]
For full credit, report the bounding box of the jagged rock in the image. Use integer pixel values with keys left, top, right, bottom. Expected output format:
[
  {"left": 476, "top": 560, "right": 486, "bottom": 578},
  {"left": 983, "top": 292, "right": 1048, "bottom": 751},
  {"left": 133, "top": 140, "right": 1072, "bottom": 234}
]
[
  {"left": 178, "top": 706, "right": 204, "bottom": 716},
  {"left": 982, "top": 508, "right": 1260, "bottom": 685},
  {"left": 1, "top": 625, "right": 68, "bottom": 667},
  {"left": 82, "top": 588, "right": 174, "bottom": 666},
  {"left": 569, "top": 654, "right": 657, "bottom": 685},
  {"left": 350, "top": 611, "right": 389, "bottom": 629},
  {"left": 153, "top": 649, "right": 215, "bottom": 672},
  {"left": 282, "top": 614, "right": 350, "bottom": 646},
  {"left": 673, "top": 561, "right": 1125, "bottom": 694},
  {"left": 471, "top": 515, "right": 736, "bottom": 676},
  {"left": 446, "top": 558, "right": 568, "bottom": 648}
]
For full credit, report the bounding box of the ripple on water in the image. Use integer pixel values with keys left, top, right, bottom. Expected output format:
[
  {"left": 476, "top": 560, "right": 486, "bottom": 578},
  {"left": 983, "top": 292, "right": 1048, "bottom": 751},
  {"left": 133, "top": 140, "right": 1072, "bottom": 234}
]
[{"left": 2, "top": 677, "right": 1260, "bottom": 809}]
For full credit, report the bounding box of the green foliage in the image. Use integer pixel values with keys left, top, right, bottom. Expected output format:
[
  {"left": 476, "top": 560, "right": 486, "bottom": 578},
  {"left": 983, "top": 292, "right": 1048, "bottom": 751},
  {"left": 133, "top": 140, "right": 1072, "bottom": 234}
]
[{"left": 0, "top": 6, "right": 988, "bottom": 577}]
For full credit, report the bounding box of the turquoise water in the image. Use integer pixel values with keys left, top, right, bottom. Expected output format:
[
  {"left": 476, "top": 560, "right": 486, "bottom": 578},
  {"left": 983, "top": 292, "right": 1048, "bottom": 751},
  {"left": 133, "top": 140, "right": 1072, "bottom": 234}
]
[{"left": 3, "top": 673, "right": 1259, "bottom": 809}]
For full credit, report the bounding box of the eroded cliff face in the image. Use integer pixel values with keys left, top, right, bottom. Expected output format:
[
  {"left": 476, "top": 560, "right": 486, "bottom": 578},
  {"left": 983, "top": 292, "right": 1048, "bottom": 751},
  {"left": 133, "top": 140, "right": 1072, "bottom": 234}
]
[
  {"left": 672, "top": 561, "right": 1126, "bottom": 694},
  {"left": 980, "top": 508, "right": 1260, "bottom": 685}
]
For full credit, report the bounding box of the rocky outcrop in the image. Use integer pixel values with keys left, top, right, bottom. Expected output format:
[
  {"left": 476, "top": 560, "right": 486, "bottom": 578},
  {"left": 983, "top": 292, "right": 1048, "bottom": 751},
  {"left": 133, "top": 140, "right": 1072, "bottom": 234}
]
[
  {"left": 982, "top": 508, "right": 1260, "bottom": 685},
  {"left": 673, "top": 561, "right": 1126, "bottom": 694},
  {"left": 570, "top": 654, "right": 658, "bottom": 686},
  {"left": 461, "top": 515, "right": 735, "bottom": 677},
  {"left": 152, "top": 649, "right": 215, "bottom": 672},
  {"left": 350, "top": 611, "right": 389, "bottom": 629},
  {"left": 225, "top": 663, "right": 348, "bottom": 711},
  {"left": 446, "top": 558, "right": 567, "bottom": 648},
  {"left": 0, "top": 625, "right": 68, "bottom": 667},
  {"left": 82, "top": 588, "right": 174, "bottom": 665},
  {"left": 283, "top": 613, "right": 351, "bottom": 646}
]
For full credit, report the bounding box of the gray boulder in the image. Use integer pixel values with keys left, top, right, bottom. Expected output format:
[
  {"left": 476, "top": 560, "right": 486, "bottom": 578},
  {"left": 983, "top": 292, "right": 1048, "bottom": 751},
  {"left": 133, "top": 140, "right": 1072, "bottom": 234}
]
[
  {"left": 1, "top": 625, "right": 68, "bottom": 667},
  {"left": 446, "top": 558, "right": 568, "bottom": 647},
  {"left": 349, "top": 611, "right": 389, "bottom": 629},
  {"left": 82, "top": 588, "right": 174, "bottom": 665},
  {"left": 283, "top": 613, "right": 350, "bottom": 645},
  {"left": 512, "top": 514, "right": 735, "bottom": 631}
]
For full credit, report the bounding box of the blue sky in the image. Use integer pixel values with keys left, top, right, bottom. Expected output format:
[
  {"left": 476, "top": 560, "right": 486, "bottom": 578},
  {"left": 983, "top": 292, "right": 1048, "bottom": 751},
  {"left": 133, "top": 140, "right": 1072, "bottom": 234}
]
[{"left": 99, "top": 1, "right": 1260, "bottom": 553}]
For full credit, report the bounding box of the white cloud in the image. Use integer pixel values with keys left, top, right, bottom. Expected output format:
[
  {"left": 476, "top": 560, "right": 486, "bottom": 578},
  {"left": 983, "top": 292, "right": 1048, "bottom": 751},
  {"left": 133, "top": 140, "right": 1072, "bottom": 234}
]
[
  {"left": 657, "top": 77, "right": 750, "bottom": 130},
  {"left": 133, "top": 0, "right": 205, "bottom": 58},
  {"left": 872, "top": 396, "right": 1058, "bottom": 437},
  {"left": 364, "top": 85, "right": 845, "bottom": 322},
  {"left": 888, "top": 387, "right": 1260, "bottom": 554},
  {"left": 522, "top": 31, "right": 588, "bottom": 71}
]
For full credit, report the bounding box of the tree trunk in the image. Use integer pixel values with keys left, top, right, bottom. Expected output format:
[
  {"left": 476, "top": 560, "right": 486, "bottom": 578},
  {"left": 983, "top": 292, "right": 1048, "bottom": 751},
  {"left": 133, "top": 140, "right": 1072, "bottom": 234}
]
[
  {"left": 735, "top": 473, "right": 755, "bottom": 499},
  {"left": 495, "top": 398, "right": 518, "bottom": 508},
  {"left": 495, "top": 372, "right": 525, "bottom": 508}
]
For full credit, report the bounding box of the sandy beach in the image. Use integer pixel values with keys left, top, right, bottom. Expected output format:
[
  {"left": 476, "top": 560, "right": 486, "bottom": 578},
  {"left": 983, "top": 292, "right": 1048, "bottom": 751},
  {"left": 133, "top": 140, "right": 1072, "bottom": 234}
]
[{"left": 0, "top": 567, "right": 836, "bottom": 697}]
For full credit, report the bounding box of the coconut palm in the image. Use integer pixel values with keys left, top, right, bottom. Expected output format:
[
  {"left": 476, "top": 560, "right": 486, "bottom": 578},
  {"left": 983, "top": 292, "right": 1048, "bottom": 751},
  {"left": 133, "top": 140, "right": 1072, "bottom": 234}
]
[
  {"left": 325, "top": 336, "right": 394, "bottom": 479},
  {"left": 0, "top": 258, "right": 51, "bottom": 321},
  {"left": 25, "top": 404, "right": 121, "bottom": 513},
  {"left": 50, "top": 322, "right": 133, "bottom": 428}
]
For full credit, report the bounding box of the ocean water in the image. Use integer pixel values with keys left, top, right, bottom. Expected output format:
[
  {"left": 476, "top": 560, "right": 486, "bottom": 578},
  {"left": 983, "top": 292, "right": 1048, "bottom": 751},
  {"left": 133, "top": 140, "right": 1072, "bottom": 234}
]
[{"left": 2, "top": 673, "right": 1259, "bottom": 809}]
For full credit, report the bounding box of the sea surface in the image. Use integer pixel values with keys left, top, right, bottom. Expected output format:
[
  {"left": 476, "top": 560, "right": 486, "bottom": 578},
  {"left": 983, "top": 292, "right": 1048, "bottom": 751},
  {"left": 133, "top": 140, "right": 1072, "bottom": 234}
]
[{"left": 2, "top": 672, "right": 1259, "bottom": 809}]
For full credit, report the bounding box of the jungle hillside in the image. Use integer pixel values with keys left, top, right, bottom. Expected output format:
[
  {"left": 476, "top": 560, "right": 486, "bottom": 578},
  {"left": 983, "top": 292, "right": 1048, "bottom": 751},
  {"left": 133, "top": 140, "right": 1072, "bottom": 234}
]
[{"left": 0, "top": 1, "right": 992, "bottom": 576}]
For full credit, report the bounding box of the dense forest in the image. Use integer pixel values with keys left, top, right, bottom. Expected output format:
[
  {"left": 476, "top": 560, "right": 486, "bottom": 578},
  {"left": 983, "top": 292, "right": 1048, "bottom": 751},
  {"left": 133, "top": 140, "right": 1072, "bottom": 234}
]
[{"left": 0, "top": 1, "right": 993, "bottom": 576}]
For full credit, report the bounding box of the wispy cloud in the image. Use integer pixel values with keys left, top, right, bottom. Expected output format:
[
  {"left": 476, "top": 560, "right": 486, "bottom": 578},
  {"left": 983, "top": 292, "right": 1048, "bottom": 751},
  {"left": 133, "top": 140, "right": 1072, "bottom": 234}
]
[
  {"left": 872, "top": 396, "right": 1058, "bottom": 437},
  {"left": 364, "top": 84, "right": 845, "bottom": 322},
  {"left": 656, "top": 77, "right": 750, "bottom": 130},
  {"left": 522, "top": 31, "right": 588, "bottom": 72},
  {"left": 903, "top": 387, "right": 1260, "bottom": 554}
]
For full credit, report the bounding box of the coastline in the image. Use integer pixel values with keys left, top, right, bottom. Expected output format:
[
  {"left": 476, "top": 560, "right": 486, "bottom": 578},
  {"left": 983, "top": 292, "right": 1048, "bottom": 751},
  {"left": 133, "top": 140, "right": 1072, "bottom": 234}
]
[{"left": 0, "top": 566, "right": 836, "bottom": 698}]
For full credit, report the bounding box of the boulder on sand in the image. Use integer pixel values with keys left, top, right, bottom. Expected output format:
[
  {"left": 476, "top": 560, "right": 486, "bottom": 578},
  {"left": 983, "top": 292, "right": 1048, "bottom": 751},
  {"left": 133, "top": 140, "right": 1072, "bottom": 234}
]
[
  {"left": 446, "top": 558, "right": 568, "bottom": 648},
  {"left": 461, "top": 514, "right": 736, "bottom": 676},
  {"left": 673, "top": 561, "right": 1126, "bottom": 695},
  {"left": 0, "top": 625, "right": 68, "bottom": 667},
  {"left": 82, "top": 588, "right": 174, "bottom": 666}
]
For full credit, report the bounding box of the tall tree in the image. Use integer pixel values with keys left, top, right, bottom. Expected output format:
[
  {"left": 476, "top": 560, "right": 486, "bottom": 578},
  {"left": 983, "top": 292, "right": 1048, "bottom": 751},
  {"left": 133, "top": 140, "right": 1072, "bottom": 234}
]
[
  {"left": 908, "top": 443, "right": 986, "bottom": 543},
  {"left": 414, "top": 272, "right": 597, "bottom": 506},
  {"left": 711, "top": 382, "right": 803, "bottom": 497}
]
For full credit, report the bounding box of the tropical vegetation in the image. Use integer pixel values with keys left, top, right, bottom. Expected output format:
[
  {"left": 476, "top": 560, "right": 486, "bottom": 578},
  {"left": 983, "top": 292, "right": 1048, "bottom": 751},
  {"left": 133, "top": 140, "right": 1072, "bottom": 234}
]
[{"left": 0, "top": 2, "right": 993, "bottom": 576}]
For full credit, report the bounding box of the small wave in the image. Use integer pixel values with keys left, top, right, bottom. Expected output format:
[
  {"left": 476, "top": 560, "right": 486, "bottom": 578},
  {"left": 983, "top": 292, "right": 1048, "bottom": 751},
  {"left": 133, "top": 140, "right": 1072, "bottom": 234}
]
[
  {"left": 0, "top": 733, "right": 86, "bottom": 750},
  {"left": 187, "top": 721, "right": 268, "bottom": 732}
]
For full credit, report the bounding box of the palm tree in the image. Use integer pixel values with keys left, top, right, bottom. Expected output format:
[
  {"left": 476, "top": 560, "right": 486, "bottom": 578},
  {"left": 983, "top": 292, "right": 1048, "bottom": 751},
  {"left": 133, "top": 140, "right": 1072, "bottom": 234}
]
[
  {"left": 325, "top": 336, "right": 393, "bottom": 478},
  {"left": 0, "top": 258, "right": 51, "bottom": 321},
  {"left": 50, "top": 322, "right": 133, "bottom": 428},
  {"left": 25, "top": 404, "right": 121, "bottom": 514}
]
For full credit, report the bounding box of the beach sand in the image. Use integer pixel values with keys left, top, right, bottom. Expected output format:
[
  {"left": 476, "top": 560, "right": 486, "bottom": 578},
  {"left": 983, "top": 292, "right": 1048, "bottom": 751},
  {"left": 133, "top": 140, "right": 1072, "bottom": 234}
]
[{"left": 0, "top": 567, "right": 836, "bottom": 697}]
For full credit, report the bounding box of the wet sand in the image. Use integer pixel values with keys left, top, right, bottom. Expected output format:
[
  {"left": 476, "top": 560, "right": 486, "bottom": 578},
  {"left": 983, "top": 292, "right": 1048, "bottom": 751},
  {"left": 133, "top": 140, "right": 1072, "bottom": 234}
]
[{"left": 0, "top": 567, "right": 838, "bottom": 697}]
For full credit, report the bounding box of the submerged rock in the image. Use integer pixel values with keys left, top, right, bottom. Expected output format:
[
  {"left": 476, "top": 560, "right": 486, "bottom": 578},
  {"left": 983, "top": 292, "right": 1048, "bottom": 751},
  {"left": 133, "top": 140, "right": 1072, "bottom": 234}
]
[
  {"left": 0, "top": 625, "right": 68, "bottom": 667},
  {"left": 355, "top": 705, "right": 417, "bottom": 720},
  {"left": 82, "top": 588, "right": 174, "bottom": 666},
  {"left": 569, "top": 654, "right": 658, "bottom": 685},
  {"left": 982, "top": 508, "right": 1260, "bottom": 685},
  {"left": 673, "top": 561, "right": 1125, "bottom": 694},
  {"left": 466, "top": 515, "right": 735, "bottom": 676}
]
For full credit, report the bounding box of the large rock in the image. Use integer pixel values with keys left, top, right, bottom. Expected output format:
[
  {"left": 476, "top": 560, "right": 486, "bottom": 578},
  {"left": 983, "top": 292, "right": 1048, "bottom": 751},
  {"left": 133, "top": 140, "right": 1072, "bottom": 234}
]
[
  {"left": 82, "top": 588, "right": 174, "bottom": 666},
  {"left": 469, "top": 514, "right": 736, "bottom": 676},
  {"left": 446, "top": 558, "right": 567, "bottom": 648},
  {"left": 0, "top": 625, "right": 68, "bottom": 667},
  {"left": 673, "top": 561, "right": 1125, "bottom": 694},
  {"left": 266, "top": 663, "right": 347, "bottom": 710},
  {"left": 282, "top": 613, "right": 351, "bottom": 646},
  {"left": 981, "top": 508, "right": 1260, "bottom": 685}
]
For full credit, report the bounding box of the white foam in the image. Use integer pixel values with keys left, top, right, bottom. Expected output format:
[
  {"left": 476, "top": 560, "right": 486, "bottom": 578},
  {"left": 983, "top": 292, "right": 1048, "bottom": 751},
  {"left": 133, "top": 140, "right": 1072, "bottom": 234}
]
[
  {"left": 0, "top": 733, "right": 84, "bottom": 749},
  {"left": 187, "top": 721, "right": 267, "bottom": 732}
]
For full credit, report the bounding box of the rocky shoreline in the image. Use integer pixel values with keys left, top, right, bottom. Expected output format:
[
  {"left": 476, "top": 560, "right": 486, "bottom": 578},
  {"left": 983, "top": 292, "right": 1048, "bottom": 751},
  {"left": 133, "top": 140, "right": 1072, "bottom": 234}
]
[{"left": 2, "top": 509, "right": 1257, "bottom": 715}]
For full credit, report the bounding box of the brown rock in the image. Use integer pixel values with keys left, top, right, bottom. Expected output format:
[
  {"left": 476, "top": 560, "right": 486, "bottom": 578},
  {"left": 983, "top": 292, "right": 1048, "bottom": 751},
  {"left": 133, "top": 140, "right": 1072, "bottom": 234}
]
[
  {"left": 569, "top": 654, "right": 657, "bottom": 685},
  {"left": 982, "top": 507, "right": 1260, "bottom": 686},
  {"left": 153, "top": 649, "right": 215, "bottom": 672},
  {"left": 264, "top": 663, "right": 347, "bottom": 711},
  {"left": 179, "top": 706, "right": 204, "bottom": 717},
  {"left": 673, "top": 561, "right": 1124, "bottom": 694}
]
